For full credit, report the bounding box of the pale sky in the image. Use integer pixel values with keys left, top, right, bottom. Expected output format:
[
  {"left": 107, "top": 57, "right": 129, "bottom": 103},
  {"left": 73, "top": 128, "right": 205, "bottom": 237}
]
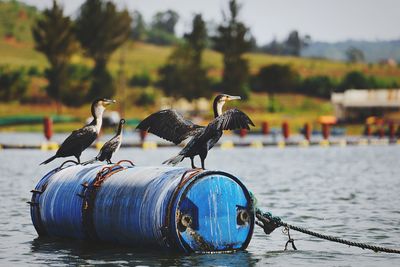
[{"left": 20, "top": 0, "right": 400, "bottom": 44}]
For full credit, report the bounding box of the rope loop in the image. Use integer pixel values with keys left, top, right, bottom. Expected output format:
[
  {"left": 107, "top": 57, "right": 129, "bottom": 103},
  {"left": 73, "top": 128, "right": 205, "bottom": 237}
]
[
  {"left": 115, "top": 159, "right": 135, "bottom": 167},
  {"left": 57, "top": 160, "right": 79, "bottom": 170}
]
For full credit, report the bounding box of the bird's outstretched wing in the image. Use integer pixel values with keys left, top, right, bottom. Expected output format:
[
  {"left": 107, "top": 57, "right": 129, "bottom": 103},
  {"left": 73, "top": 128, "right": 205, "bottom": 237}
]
[
  {"left": 136, "top": 109, "right": 204, "bottom": 144},
  {"left": 207, "top": 108, "right": 255, "bottom": 131}
]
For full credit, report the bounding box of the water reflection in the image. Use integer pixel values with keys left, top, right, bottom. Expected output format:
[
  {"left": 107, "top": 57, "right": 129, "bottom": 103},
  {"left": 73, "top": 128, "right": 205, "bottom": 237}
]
[{"left": 30, "top": 237, "right": 260, "bottom": 267}]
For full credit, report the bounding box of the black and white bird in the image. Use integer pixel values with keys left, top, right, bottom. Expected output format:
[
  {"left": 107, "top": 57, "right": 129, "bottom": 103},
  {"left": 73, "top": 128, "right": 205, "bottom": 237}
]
[
  {"left": 85, "top": 119, "right": 125, "bottom": 164},
  {"left": 136, "top": 94, "right": 254, "bottom": 169},
  {"left": 40, "top": 98, "right": 116, "bottom": 165}
]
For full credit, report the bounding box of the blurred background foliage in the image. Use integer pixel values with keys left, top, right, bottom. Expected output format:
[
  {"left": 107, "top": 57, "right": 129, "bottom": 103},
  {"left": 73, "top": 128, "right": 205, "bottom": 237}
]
[{"left": 0, "top": 0, "right": 399, "bottom": 128}]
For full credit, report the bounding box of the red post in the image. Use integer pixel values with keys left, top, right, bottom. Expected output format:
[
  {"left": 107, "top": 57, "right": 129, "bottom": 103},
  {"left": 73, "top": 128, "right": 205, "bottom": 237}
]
[
  {"left": 304, "top": 123, "right": 311, "bottom": 141},
  {"left": 388, "top": 121, "right": 395, "bottom": 139},
  {"left": 282, "top": 121, "right": 289, "bottom": 140},
  {"left": 378, "top": 127, "right": 385, "bottom": 139},
  {"left": 139, "top": 130, "right": 147, "bottom": 142},
  {"left": 364, "top": 124, "right": 371, "bottom": 137},
  {"left": 322, "top": 123, "right": 330, "bottom": 140},
  {"left": 261, "top": 121, "right": 269, "bottom": 135},
  {"left": 239, "top": 128, "right": 247, "bottom": 138},
  {"left": 43, "top": 116, "right": 53, "bottom": 141}
]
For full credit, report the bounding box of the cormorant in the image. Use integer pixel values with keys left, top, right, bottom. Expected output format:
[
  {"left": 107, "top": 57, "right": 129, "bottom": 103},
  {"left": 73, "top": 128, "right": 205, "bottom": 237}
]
[
  {"left": 136, "top": 94, "right": 254, "bottom": 169},
  {"left": 40, "top": 98, "right": 116, "bottom": 165},
  {"left": 85, "top": 119, "right": 125, "bottom": 164}
]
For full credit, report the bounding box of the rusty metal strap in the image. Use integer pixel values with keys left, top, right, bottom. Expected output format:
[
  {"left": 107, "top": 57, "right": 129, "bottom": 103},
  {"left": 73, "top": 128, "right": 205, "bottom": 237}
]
[
  {"left": 178, "top": 168, "right": 203, "bottom": 188},
  {"left": 161, "top": 168, "right": 203, "bottom": 250},
  {"left": 80, "top": 164, "right": 129, "bottom": 240},
  {"left": 186, "top": 225, "right": 215, "bottom": 252}
]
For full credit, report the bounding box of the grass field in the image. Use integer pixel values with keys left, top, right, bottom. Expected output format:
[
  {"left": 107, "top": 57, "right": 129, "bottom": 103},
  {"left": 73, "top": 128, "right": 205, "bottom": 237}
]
[
  {"left": 2, "top": 39, "right": 400, "bottom": 83},
  {"left": 1, "top": 38, "right": 398, "bottom": 135}
]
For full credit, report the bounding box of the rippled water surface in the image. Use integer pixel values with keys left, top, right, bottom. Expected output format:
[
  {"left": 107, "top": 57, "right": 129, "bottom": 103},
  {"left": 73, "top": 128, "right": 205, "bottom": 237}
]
[{"left": 1, "top": 134, "right": 400, "bottom": 266}]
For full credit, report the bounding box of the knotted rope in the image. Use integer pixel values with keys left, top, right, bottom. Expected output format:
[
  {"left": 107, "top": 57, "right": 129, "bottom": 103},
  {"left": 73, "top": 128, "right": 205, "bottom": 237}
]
[{"left": 255, "top": 209, "right": 400, "bottom": 254}]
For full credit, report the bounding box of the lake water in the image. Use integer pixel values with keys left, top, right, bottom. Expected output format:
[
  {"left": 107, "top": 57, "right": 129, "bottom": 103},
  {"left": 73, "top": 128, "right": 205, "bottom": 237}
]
[{"left": 1, "top": 134, "right": 400, "bottom": 266}]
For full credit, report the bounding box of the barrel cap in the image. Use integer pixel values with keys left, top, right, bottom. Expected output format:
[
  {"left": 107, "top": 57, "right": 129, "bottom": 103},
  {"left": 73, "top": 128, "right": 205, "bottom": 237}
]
[{"left": 173, "top": 171, "right": 254, "bottom": 252}]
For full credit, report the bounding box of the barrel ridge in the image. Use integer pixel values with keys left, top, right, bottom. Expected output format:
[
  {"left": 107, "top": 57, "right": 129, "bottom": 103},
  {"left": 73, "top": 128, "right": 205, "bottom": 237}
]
[
  {"left": 39, "top": 164, "right": 103, "bottom": 239},
  {"left": 92, "top": 167, "right": 188, "bottom": 247},
  {"left": 30, "top": 168, "right": 59, "bottom": 236}
]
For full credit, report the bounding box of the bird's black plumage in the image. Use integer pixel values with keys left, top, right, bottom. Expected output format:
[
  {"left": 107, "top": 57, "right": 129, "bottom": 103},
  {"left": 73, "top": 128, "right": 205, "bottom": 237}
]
[
  {"left": 136, "top": 109, "right": 204, "bottom": 144},
  {"left": 138, "top": 94, "right": 254, "bottom": 169},
  {"left": 95, "top": 119, "right": 125, "bottom": 164},
  {"left": 40, "top": 98, "right": 115, "bottom": 165}
]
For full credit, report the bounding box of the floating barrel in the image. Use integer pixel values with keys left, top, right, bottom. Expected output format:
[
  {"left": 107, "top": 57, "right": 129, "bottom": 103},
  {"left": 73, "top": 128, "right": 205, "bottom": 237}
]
[{"left": 30, "top": 161, "right": 254, "bottom": 253}]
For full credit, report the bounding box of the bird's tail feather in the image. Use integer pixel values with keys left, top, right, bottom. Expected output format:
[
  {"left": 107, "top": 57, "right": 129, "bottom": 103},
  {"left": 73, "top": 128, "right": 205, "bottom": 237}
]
[
  {"left": 162, "top": 154, "right": 185, "bottom": 166},
  {"left": 40, "top": 155, "right": 57, "bottom": 165}
]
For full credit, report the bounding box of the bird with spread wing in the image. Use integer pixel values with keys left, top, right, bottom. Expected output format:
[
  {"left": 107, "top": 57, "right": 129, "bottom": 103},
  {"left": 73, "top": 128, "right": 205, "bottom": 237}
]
[{"left": 136, "top": 94, "right": 254, "bottom": 169}]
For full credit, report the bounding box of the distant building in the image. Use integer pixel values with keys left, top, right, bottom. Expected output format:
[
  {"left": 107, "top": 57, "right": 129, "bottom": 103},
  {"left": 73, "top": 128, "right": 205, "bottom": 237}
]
[
  {"left": 331, "top": 89, "right": 400, "bottom": 121},
  {"left": 379, "top": 58, "right": 397, "bottom": 67}
]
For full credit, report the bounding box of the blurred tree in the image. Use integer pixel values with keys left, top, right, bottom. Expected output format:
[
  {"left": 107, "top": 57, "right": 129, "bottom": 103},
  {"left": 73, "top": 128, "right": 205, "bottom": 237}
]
[
  {"left": 259, "top": 31, "right": 310, "bottom": 56},
  {"left": 255, "top": 64, "right": 300, "bottom": 93},
  {"left": 146, "top": 10, "right": 179, "bottom": 45},
  {"left": 131, "top": 10, "right": 147, "bottom": 41},
  {"left": 76, "top": 0, "right": 132, "bottom": 100},
  {"left": 299, "top": 75, "right": 336, "bottom": 98},
  {"left": 255, "top": 64, "right": 300, "bottom": 112},
  {"left": 158, "top": 14, "right": 211, "bottom": 101},
  {"left": 339, "top": 71, "right": 370, "bottom": 90},
  {"left": 129, "top": 70, "right": 152, "bottom": 87},
  {"left": 259, "top": 38, "right": 285, "bottom": 55},
  {"left": 146, "top": 28, "right": 180, "bottom": 45},
  {"left": 136, "top": 89, "right": 156, "bottom": 106},
  {"left": 285, "top": 30, "right": 311, "bottom": 56},
  {"left": 32, "top": 0, "right": 78, "bottom": 111},
  {"left": 0, "top": 66, "right": 28, "bottom": 102},
  {"left": 286, "top": 31, "right": 301, "bottom": 56},
  {"left": 151, "top": 10, "right": 179, "bottom": 35},
  {"left": 212, "top": 0, "right": 253, "bottom": 98},
  {"left": 59, "top": 64, "right": 91, "bottom": 107},
  {"left": 346, "top": 47, "right": 365, "bottom": 63},
  {"left": 184, "top": 14, "right": 207, "bottom": 65}
]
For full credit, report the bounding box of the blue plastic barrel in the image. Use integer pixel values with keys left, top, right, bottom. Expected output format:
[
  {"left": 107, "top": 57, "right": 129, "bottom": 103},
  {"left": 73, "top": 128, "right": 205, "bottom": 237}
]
[{"left": 30, "top": 162, "right": 254, "bottom": 253}]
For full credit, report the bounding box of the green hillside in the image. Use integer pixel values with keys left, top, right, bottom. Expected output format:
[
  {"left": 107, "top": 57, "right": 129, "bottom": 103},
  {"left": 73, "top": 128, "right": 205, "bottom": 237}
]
[
  {"left": 1, "top": 1, "right": 399, "bottom": 83},
  {"left": 0, "top": 0, "right": 38, "bottom": 42},
  {"left": 0, "top": 0, "right": 399, "bottom": 134}
]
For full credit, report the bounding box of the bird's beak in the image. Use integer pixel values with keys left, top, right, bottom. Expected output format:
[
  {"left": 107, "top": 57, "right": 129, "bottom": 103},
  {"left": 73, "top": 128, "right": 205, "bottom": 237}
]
[
  {"left": 226, "top": 95, "right": 241, "bottom": 101},
  {"left": 104, "top": 99, "right": 116, "bottom": 106}
]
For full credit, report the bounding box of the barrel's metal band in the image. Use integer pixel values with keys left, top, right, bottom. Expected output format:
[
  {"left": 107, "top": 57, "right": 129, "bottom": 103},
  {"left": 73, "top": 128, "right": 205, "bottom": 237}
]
[
  {"left": 162, "top": 168, "right": 203, "bottom": 251},
  {"left": 80, "top": 162, "right": 134, "bottom": 240}
]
